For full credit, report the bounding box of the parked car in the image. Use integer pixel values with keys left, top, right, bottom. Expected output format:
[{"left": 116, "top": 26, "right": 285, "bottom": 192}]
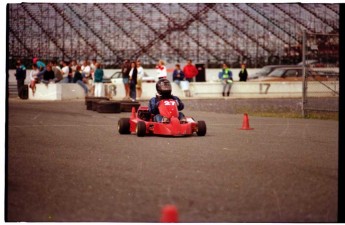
[
  {"left": 256, "top": 66, "right": 337, "bottom": 82},
  {"left": 258, "top": 66, "right": 303, "bottom": 81},
  {"left": 103, "top": 71, "right": 155, "bottom": 84},
  {"left": 248, "top": 65, "right": 295, "bottom": 80},
  {"left": 103, "top": 71, "right": 122, "bottom": 83}
]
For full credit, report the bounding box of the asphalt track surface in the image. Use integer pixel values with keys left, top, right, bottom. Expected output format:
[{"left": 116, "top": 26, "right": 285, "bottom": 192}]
[{"left": 7, "top": 99, "right": 338, "bottom": 222}]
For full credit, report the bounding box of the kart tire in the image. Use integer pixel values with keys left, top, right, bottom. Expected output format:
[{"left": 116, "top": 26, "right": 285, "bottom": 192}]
[
  {"left": 86, "top": 100, "right": 93, "bottom": 110},
  {"left": 136, "top": 121, "right": 146, "bottom": 137},
  {"left": 120, "top": 101, "right": 140, "bottom": 112},
  {"left": 92, "top": 100, "right": 100, "bottom": 111},
  {"left": 196, "top": 120, "right": 207, "bottom": 136},
  {"left": 97, "top": 100, "right": 121, "bottom": 113},
  {"left": 118, "top": 118, "right": 131, "bottom": 134},
  {"left": 85, "top": 96, "right": 109, "bottom": 105}
]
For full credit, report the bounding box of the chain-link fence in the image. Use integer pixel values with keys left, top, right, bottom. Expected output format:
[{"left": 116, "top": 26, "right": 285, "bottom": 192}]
[{"left": 302, "top": 31, "right": 339, "bottom": 117}]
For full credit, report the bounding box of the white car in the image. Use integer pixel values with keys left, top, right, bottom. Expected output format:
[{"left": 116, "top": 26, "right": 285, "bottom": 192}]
[{"left": 103, "top": 71, "right": 155, "bottom": 84}]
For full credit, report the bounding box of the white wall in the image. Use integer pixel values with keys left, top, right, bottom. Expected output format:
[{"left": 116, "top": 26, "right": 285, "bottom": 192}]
[{"left": 7, "top": 68, "right": 261, "bottom": 84}]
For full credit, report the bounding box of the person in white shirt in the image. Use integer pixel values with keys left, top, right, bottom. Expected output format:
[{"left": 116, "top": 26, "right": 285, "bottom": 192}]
[
  {"left": 81, "top": 60, "right": 93, "bottom": 94},
  {"left": 61, "top": 61, "right": 70, "bottom": 83},
  {"left": 156, "top": 60, "right": 167, "bottom": 80},
  {"left": 136, "top": 59, "right": 144, "bottom": 100},
  {"left": 81, "top": 60, "right": 91, "bottom": 78}
]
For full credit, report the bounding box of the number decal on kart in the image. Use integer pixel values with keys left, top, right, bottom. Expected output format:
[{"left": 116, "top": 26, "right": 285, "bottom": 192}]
[{"left": 164, "top": 100, "right": 176, "bottom": 106}]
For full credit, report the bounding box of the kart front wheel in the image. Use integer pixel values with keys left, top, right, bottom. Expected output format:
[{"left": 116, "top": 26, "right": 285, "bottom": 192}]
[
  {"left": 136, "top": 121, "right": 146, "bottom": 137},
  {"left": 118, "top": 118, "right": 131, "bottom": 134},
  {"left": 196, "top": 120, "right": 207, "bottom": 136}
]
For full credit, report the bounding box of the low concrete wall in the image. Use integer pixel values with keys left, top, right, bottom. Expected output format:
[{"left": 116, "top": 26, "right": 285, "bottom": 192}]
[
  {"left": 29, "top": 83, "right": 85, "bottom": 100},
  {"left": 24, "top": 78, "right": 339, "bottom": 101},
  {"left": 110, "top": 81, "right": 339, "bottom": 100}
]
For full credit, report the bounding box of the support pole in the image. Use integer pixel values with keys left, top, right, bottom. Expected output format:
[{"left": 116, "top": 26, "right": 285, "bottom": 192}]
[{"left": 302, "top": 30, "right": 307, "bottom": 118}]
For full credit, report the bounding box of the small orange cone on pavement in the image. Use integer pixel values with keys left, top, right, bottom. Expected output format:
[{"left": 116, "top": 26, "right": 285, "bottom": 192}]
[
  {"left": 160, "top": 205, "right": 178, "bottom": 223},
  {"left": 240, "top": 113, "right": 254, "bottom": 130}
]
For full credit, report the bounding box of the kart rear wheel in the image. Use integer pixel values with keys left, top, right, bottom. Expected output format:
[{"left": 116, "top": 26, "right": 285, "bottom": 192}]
[
  {"left": 118, "top": 118, "right": 131, "bottom": 134},
  {"left": 196, "top": 120, "right": 207, "bottom": 136},
  {"left": 136, "top": 121, "right": 146, "bottom": 137}
]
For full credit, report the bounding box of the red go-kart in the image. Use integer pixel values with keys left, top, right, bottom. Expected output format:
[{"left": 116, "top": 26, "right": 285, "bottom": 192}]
[{"left": 118, "top": 99, "right": 206, "bottom": 137}]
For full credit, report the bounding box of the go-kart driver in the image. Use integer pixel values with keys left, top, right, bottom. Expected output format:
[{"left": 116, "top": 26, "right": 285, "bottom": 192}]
[{"left": 148, "top": 78, "right": 186, "bottom": 122}]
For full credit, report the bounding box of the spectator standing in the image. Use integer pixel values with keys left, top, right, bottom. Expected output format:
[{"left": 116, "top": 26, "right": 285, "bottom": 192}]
[
  {"left": 129, "top": 61, "right": 138, "bottom": 101},
  {"left": 81, "top": 60, "right": 91, "bottom": 79},
  {"left": 90, "top": 59, "right": 97, "bottom": 93},
  {"left": 73, "top": 65, "right": 88, "bottom": 96},
  {"left": 172, "top": 64, "right": 185, "bottom": 85},
  {"left": 156, "top": 60, "right": 167, "bottom": 80},
  {"left": 14, "top": 60, "right": 26, "bottom": 98},
  {"left": 183, "top": 59, "right": 198, "bottom": 82},
  {"left": 61, "top": 61, "right": 70, "bottom": 83},
  {"left": 42, "top": 65, "right": 55, "bottom": 84},
  {"left": 136, "top": 59, "right": 144, "bottom": 100},
  {"left": 93, "top": 63, "right": 104, "bottom": 97},
  {"left": 121, "top": 59, "right": 131, "bottom": 100},
  {"left": 90, "top": 59, "right": 97, "bottom": 75},
  {"left": 81, "top": 60, "right": 92, "bottom": 94},
  {"left": 68, "top": 62, "right": 74, "bottom": 83},
  {"left": 220, "top": 63, "right": 233, "bottom": 97},
  {"left": 239, "top": 64, "right": 248, "bottom": 82}
]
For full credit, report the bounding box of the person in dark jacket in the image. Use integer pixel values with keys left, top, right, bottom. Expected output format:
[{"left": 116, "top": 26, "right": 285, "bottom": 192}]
[
  {"left": 172, "top": 64, "right": 185, "bottom": 85},
  {"left": 42, "top": 65, "right": 55, "bottom": 84},
  {"left": 129, "top": 61, "right": 138, "bottom": 101},
  {"left": 121, "top": 59, "right": 131, "bottom": 100},
  {"left": 148, "top": 79, "right": 185, "bottom": 122},
  {"left": 14, "top": 60, "right": 26, "bottom": 98},
  {"left": 73, "top": 65, "right": 88, "bottom": 95},
  {"left": 239, "top": 64, "right": 248, "bottom": 82}
]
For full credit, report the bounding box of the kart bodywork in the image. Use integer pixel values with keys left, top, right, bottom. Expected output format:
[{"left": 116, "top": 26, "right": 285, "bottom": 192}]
[{"left": 118, "top": 99, "right": 206, "bottom": 137}]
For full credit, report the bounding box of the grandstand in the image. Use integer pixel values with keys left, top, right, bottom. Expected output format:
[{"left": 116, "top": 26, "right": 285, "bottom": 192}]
[{"left": 8, "top": 3, "right": 339, "bottom": 68}]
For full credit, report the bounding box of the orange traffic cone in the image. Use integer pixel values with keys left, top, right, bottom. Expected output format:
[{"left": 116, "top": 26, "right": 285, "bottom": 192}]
[
  {"left": 240, "top": 113, "right": 254, "bottom": 130},
  {"left": 160, "top": 205, "right": 178, "bottom": 223}
]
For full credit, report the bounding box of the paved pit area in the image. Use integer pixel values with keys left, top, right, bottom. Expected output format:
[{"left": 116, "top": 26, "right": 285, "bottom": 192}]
[{"left": 7, "top": 99, "right": 338, "bottom": 222}]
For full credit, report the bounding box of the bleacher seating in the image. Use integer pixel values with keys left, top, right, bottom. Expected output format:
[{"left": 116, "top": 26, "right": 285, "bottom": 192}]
[{"left": 8, "top": 3, "right": 339, "bottom": 67}]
